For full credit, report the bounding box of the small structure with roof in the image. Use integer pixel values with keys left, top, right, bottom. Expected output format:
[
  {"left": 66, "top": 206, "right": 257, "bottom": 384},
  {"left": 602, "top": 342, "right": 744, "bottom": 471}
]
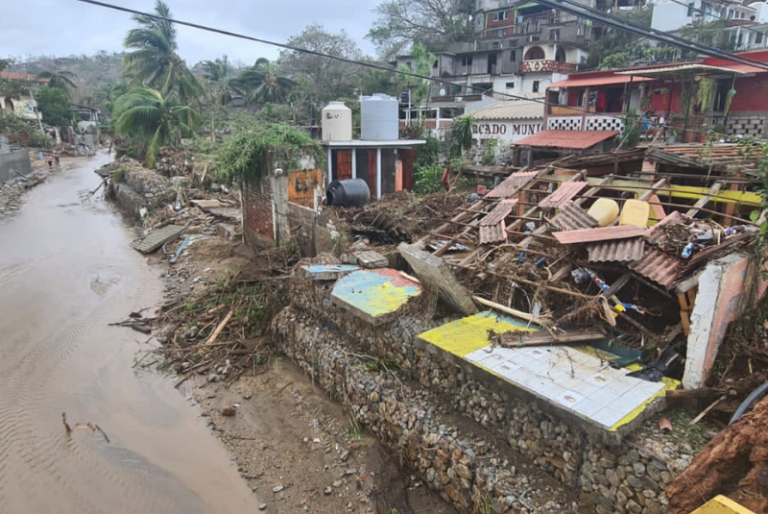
[{"left": 465, "top": 98, "right": 545, "bottom": 161}]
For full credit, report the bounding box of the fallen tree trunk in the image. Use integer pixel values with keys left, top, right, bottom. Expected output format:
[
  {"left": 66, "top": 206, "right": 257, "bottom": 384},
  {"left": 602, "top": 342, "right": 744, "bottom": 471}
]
[{"left": 666, "top": 395, "right": 768, "bottom": 514}]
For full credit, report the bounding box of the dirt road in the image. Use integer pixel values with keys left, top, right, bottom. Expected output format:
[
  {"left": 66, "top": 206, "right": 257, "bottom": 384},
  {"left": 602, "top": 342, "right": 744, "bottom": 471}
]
[{"left": 0, "top": 153, "right": 263, "bottom": 513}]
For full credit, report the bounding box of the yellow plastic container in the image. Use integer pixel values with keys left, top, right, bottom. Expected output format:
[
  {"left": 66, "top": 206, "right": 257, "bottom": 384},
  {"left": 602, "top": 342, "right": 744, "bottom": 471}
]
[
  {"left": 587, "top": 198, "right": 620, "bottom": 227},
  {"left": 619, "top": 199, "right": 651, "bottom": 229}
]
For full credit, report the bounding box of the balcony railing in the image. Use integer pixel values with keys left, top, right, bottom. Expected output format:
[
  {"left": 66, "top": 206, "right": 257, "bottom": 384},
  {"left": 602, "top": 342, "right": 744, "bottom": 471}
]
[{"left": 519, "top": 60, "right": 577, "bottom": 74}]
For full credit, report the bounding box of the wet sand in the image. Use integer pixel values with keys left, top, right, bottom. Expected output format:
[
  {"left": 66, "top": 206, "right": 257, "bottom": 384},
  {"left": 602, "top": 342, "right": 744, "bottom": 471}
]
[{"left": 0, "top": 153, "right": 262, "bottom": 513}]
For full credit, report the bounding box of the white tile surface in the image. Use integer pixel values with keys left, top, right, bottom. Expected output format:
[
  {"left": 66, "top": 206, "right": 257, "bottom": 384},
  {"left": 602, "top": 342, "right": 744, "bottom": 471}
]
[{"left": 464, "top": 344, "right": 666, "bottom": 430}]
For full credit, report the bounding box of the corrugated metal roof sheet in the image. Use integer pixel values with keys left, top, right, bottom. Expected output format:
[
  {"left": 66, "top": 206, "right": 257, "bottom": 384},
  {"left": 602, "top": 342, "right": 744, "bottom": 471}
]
[
  {"left": 480, "top": 199, "right": 517, "bottom": 226},
  {"left": 550, "top": 201, "right": 597, "bottom": 231},
  {"left": 512, "top": 130, "right": 619, "bottom": 149},
  {"left": 468, "top": 99, "right": 544, "bottom": 121},
  {"left": 549, "top": 75, "right": 653, "bottom": 89},
  {"left": 539, "top": 181, "right": 587, "bottom": 209},
  {"left": 486, "top": 170, "right": 540, "bottom": 199},
  {"left": 630, "top": 248, "right": 681, "bottom": 289},
  {"left": 553, "top": 226, "right": 645, "bottom": 244},
  {"left": 479, "top": 223, "right": 507, "bottom": 244},
  {"left": 587, "top": 239, "right": 645, "bottom": 263}
]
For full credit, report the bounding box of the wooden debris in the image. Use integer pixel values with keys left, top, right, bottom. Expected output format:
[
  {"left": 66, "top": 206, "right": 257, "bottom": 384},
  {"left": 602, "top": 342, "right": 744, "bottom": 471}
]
[{"left": 489, "top": 327, "right": 607, "bottom": 348}]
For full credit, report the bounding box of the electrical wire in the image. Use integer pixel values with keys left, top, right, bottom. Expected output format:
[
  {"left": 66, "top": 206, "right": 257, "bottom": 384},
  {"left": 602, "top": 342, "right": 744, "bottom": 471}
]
[
  {"left": 536, "top": 0, "right": 768, "bottom": 70},
  {"left": 664, "top": 0, "right": 768, "bottom": 40},
  {"left": 551, "top": 0, "right": 768, "bottom": 64},
  {"left": 71, "top": 0, "right": 757, "bottom": 136}
]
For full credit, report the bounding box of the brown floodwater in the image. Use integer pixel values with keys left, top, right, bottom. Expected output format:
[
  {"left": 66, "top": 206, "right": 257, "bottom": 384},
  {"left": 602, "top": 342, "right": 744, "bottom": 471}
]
[{"left": 0, "top": 153, "right": 262, "bottom": 513}]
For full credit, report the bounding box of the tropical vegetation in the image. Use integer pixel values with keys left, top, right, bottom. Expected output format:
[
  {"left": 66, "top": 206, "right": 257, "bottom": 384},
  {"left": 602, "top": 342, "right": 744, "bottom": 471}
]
[
  {"left": 113, "top": 87, "right": 201, "bottom": 167},
  {"left": 122, "top": 0, "right": 202, "bottom": 103},
  {"left": 36, "top": 70, "right": 78, "bottom": 99},
  {"left": 232, "top": 58, "right": 295, "bottom": 105}
]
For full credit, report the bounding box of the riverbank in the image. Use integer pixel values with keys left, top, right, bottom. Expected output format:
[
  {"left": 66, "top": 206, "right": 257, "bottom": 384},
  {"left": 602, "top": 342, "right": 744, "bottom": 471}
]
[
  {"left": 0, "top": 152, "right": 264, "bottom": 514},
  {"left": 0, "top": 150, "right": 92, "bottom": 222}
]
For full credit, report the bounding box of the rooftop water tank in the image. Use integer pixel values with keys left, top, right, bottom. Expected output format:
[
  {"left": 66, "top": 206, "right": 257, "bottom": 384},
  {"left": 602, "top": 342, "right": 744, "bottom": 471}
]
[
  {"left": 326, "top": 179, "right": 370, "bottom": 207},
  {"left": 360, "top": 93, "right": 399, "bottom": 141},
  {"left": 322, "top": 101, "right": 352, "bottom": 141}
]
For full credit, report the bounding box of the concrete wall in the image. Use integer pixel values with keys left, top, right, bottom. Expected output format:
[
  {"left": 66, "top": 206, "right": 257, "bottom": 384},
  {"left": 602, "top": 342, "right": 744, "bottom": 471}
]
[
  {"left": 0, "top": 150, "right": 32, "bottom": 184},
  {"left": 276, "top": 270, "right": 695, "bottom": 513},
  {"left": 684, "top": 252, "right": 768, "bottom": 389}
]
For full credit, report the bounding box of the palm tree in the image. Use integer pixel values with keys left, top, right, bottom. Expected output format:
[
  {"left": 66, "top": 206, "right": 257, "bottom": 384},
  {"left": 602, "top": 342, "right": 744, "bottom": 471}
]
[
  {"left": 200, "top": 56, "right": 233, "bottom": 142},
  {"left": 201, "top": 56, "right": 231, "bottom": 84},
  {"left": 113, "top": 87, "right": 201, "bottom": 168},
  {"left": 122, "top": 0, "right": 202, "bottom": 103},
  {"left": 37, "top": 70, "right": 77, "bottom": 99},
  {"left": 232, "top": 58, "right": 295, "bottom": 105}
]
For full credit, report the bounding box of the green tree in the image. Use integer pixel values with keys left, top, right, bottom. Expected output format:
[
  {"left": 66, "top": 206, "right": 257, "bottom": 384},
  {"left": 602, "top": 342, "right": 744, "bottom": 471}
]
[
  {"left": 367, "top": 0, "right": 474, "bottom": 57},
  {"left": 232, "top": 58, "right": 295, "bottom": 105},
  {"left": 122, "top": 0, "right": 202, "bottom": 103},
  {"left": 679, "top": 20, "right": 736, "bottom": 58},
  {"left": 583, "top": 7, "right": 653, "bottom": 70},
  {"left": 113, "top": 87, "right": 201, "bottom": 167},
  {"left": 35, "top": 86, "right": 72, "bottom": 128},
  {"left": 36, "top": 70, "right": 78, "bottom": 99},
  {"left": 278, "top": 24, "right": 362, "bottom": 102},
  {"left": 395, "top": 43, "right": 435, "bottom": 103}
]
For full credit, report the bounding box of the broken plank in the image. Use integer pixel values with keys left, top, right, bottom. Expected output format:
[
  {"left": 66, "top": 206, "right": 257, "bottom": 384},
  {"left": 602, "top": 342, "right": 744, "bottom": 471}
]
[
  {"left": 494, "top": 328, "right": 607, "bottom": 347},
  {"left": 686, "top": 182, "right": 724, "bottom": 217}
]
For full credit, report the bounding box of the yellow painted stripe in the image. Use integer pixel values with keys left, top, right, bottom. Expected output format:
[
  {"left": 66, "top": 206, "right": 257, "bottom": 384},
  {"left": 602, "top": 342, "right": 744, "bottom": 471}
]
[
  {"left": 690, "top": 495, "right": 758, "bottom": 514},
  {"left": 418, "top": 312, "right": 538, "bottom": 358},
  {"left": 551, "top": 174, "right": 761, "bottom": 207}
]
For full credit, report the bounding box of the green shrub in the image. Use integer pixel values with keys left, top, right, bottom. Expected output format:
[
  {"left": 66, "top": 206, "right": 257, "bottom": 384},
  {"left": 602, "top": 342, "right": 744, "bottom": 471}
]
[{"left": 413, "top": 163, "right": 444, "bottom": 195}]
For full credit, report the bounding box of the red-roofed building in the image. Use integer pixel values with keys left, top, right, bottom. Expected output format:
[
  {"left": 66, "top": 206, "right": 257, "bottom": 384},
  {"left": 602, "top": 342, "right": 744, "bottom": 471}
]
[
  {"left": 541, "top": 50, "right": 768, "bottom": 142},
  {"left": 0, "top": 70, "right": 48, "bottom": 121}
]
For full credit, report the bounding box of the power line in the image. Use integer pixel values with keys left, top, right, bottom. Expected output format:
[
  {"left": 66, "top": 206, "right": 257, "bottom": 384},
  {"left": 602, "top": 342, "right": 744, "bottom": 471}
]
[
  {"left": 71, "top": 0, "right": 751, "bottom": 136},
  {"left": 554, "top": 0, "right": 768, "bottom": 62},
  {"left": 664, "top": 0, "right": 768, "bottom": 40},
  {"left": 537, "top": 0, "right": 768, "bottom": 71}
]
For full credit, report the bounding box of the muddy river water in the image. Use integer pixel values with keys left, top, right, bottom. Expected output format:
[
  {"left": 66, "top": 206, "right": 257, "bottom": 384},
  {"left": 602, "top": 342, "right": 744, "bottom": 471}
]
[{"left": 0, "top": 154, "right": 262, "bottom": 513}]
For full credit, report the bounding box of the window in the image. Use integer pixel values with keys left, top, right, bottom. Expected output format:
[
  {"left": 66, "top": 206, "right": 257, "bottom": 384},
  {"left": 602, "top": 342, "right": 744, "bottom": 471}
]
[
  {"left": 550, "top": 29, "right": 560, "bottom": 40},
  {"left": 493, "top": 10, "right": 509, "bottom": 21},
  {"left": 406, "top": 61, "right": 412, "bottom": 69},
  {"left": 524, "top": 46, "right": 545, "bottom": 60},
  {"left": 510, "top": 50, "right": 517, "bottom": 61},
  {"left": 462, "top": 55, "right": 473, "bottom": 66},
  {"left": 687, "top": 2, "right": 695, "bottom": 16},
  {"left": 532, "top": 80, "right": 540, "bottom": 93},
  {"left": 728, "top": 9, "right": 734, "bottom": 18},
  {"left": 505, "top": 81, "right": 515, "bottom": 89},
  {"left": 757, "top": 32, "right": 764, "bottom": 44},
  {"left": 577, "top": 88, "right": 585, "bottom": 106}
]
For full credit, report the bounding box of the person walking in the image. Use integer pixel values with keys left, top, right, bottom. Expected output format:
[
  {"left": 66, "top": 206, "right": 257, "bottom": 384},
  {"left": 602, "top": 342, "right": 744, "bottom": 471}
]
[
  {"left": 85, "top": 145, "right": 91, "bottom": 158},
  {"left": 53, "top": 151, "right": 60, "bottom": 168},
  {"left": 46, "top": 153, "right": 53, "bottom": 170}
]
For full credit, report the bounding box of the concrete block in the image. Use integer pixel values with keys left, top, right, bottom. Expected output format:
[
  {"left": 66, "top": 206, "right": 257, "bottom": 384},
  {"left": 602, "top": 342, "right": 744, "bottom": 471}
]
[
  {"left": 355, "top": 250, "right": 389, "bottom": 269},
  {"left": 299, "top": 264, "right": 360, "bottom": 281},
  {"left": 398, "top": 242, "right": 478, "bottom": 316}
]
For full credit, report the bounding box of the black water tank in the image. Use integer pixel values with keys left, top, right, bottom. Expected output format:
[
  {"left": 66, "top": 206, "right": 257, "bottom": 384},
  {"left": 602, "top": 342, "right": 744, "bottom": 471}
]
[{"left": 326, "top": 179, "right": 371, "bottom": 207}]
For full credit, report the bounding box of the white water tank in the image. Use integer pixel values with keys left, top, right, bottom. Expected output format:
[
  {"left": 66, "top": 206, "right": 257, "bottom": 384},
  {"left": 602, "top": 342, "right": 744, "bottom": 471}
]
[
  {"left": 360, "top": 93, "right": 399, "bottom": 141},
  {"left": 321, "top": 101, "right": 352, "bottom": 141}
]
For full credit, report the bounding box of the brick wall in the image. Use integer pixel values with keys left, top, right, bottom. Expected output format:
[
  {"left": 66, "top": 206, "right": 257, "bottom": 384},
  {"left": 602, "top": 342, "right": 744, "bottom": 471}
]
[{"left": 242, "top": 179, "right": 275, "bottom": 247}]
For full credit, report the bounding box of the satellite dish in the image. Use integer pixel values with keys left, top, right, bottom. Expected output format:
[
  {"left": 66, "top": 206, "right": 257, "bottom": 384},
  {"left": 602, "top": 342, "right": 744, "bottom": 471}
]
[{"left": 440, "top": 88, "right": 447, "bottom": 96}]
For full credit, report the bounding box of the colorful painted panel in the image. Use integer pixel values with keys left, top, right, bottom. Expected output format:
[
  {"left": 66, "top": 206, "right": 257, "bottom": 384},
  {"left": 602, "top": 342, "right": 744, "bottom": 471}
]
[{"left": 331, "top": 268, "right": 421, "bottom": 325}]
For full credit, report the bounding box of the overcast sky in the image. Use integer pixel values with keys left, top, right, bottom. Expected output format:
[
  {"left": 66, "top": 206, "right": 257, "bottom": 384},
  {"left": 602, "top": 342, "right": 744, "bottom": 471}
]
[{"left": 1, "top": 0, "right": 380, "bottom": 65}]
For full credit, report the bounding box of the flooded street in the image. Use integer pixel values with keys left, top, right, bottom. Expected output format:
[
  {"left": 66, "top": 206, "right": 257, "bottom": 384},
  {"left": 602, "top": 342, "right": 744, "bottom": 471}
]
[{"left": 0, "top": 154, "right": 262, "bottom": 513}]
